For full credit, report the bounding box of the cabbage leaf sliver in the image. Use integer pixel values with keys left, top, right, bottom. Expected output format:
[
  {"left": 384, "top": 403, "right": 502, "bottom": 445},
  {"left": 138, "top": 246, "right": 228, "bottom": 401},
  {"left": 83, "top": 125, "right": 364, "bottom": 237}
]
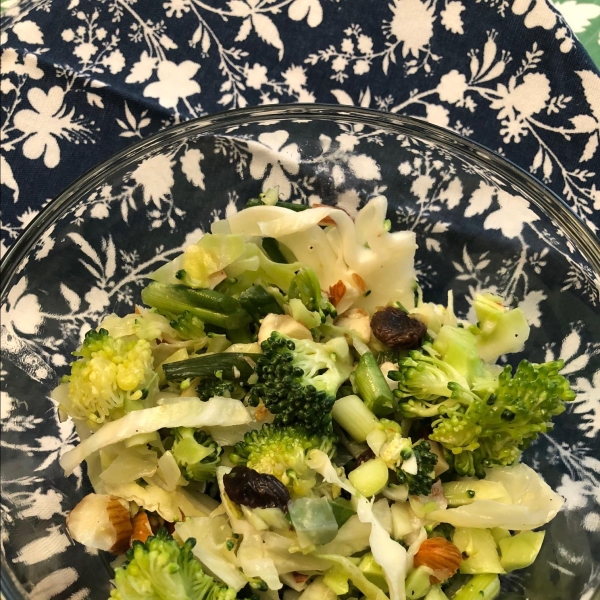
[{"left": 60, "top": 397, "right": 251, "bottom": 475}]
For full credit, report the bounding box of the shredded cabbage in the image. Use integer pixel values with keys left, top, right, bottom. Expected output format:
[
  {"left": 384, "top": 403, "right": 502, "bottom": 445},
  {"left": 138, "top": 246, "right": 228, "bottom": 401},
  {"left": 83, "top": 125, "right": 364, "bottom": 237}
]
[
  {"left": 175, "top": 517, "right": 248, "bottom": 590},
  {"left": 227, "top": 197, "right": 417, "bottom": 314},
  {"left": 357, "top": 497, "right": 407, "bottom": 600},
  {"left": 103, "top": 481, "right": 210, "bottom": 522},
  {"left": 316, "top": 554, "right": 389, "bottom": 600},
  {"left": 60, "top": 397, "right": 251, "bottom": 475},
  {"left": 428, "top": 464, "right": 564, "bottom": 530}
]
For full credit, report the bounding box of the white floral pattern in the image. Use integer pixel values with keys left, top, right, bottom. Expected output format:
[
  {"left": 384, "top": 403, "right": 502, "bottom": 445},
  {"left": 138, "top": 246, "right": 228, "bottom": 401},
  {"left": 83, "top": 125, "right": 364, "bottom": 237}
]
[
  {"left": 0, "top": 0, "right": 599, "bottom": 256},
  {"left": 1, "top": 110, "right": 599, "bottom": 598}
]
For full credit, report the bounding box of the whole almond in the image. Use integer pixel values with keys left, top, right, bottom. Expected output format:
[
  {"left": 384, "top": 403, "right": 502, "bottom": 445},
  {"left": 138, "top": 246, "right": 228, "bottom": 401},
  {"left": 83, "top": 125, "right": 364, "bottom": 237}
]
[
  {"left": 414, "top": 537, "right": 462, "bottom": 583},
  {"left": 66, "top": 493, "right": 132, "bottom": 555}
]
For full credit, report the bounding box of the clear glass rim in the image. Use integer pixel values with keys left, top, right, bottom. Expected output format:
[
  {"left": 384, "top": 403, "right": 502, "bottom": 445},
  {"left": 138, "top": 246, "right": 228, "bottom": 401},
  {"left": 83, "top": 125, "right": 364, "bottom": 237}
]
[
  {"left": 1, "top": 104, "right": 599, "bottom": 296},
  {"left": 1, "top": 103, "right": 600, "bottom": 597}
]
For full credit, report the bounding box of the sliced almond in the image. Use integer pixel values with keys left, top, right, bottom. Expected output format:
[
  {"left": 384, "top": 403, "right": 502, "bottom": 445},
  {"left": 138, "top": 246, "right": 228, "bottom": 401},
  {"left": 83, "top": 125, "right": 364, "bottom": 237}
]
[
  {"left": 130, "top": 511, "right": 153, "bottom": 545},
  {"left": 66, "top": 493, "right": 132, "bottom": 555},
  {"left": 414, "top": 537, "right": 462, "bottom": 583},
  {"left": 328, "top": 280, "right": 346, "bottom": 307},
  {"left": 351, "top": 273, "right": 367, "bottom": 293}
]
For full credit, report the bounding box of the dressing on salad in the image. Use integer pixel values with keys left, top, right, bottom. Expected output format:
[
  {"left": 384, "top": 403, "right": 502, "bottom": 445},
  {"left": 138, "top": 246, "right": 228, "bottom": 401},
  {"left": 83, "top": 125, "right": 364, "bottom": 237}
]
[{"left": 55, "top": 192, "right": 575, "bottom": 600}]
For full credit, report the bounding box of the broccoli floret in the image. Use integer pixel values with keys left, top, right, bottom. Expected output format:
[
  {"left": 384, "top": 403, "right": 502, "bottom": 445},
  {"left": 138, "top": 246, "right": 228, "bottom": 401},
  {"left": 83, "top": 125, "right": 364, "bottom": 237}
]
[
  {"left": 395, "top": 440, "right": 438, "bottom": 496},
  {"left": 171, "top": 428, "right": 222, "bottom": 482},
  {"left": 61, "top": 328, "right": 154, "bottom": 424},
  {"left": 196, "top": 377, "right": 246, "bottom": 402},
  {"left": 249, "top": 332, "right": 353, "bottom": 432},
  {"left": 170, "top": 311, "right": 207, "bottom": 340},
  {"left": 430, "top": 359, "right": 576, "bottom": 477},
  {"left": 389, "top": 345, "right": 471, "bottom": 408},
  {"left": 229, "top": 423, "right": 336, "bottom": 495},
  {"left": 288, "top": 268, "right": 337, "bottom": 322},
  {"left": 366, "top": 419, "right": 438, "bottom": 496},
  {"left": 111, "top": 528, "right": 236, "bottom": 600}
]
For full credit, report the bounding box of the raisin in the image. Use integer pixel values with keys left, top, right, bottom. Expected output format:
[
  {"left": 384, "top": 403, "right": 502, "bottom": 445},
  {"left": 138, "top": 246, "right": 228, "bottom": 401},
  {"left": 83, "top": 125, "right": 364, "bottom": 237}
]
[
  {"left": 371, "top": 307, "right": 427, "bottom": 350},
  {"left": 223, "top": 466, "right": 290, "bottom": 511}
]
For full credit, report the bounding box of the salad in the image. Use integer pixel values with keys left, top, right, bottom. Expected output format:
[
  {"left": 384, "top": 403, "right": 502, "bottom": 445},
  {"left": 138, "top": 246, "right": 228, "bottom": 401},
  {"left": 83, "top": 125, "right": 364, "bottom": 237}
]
[{"left": 55, "top": 192, "right": 575, "bottom": 600}]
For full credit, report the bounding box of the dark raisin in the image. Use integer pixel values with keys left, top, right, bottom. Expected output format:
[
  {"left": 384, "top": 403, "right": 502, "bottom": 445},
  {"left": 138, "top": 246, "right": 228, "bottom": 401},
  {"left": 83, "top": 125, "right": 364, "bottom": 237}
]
[
  {"left": 355, "top": 448, "right": 376, "bottom": 467},
  {"left": 371, "top": 307, "right": 427, "bottom": 350},
  {"left": 223, "top": 466, "right": 290, "bottom": 511}
]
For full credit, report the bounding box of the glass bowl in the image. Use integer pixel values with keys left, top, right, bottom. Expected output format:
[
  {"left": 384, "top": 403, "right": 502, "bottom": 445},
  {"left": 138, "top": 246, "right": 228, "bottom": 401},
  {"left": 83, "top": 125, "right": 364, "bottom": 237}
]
[{"left": 1, "top": 105, "right": 599, "bottom": 600}]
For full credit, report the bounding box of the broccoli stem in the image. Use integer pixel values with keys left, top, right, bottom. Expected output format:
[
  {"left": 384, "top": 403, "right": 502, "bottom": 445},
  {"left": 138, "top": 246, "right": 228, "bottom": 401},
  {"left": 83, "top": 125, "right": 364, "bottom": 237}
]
[
  {"left": 331, "top": 395, "right": 380, "bottom": 442},
  {"left": 239, "top": 285, "right": 284, "bottom": 322},
  {"left": 261, "top": 237, "right": 289, "bottom": 264},
  {"left": 451, "top": 574, "right": 500, "bottom": 600},
  {"left": 162, "top": 352, "right": 261, "bottom": 382},
  {"left": 141, "top": 282, "right": 251, "bottom": 329},
  {"left": 354, "top": 352, "right": 398, "bottom": 417}
]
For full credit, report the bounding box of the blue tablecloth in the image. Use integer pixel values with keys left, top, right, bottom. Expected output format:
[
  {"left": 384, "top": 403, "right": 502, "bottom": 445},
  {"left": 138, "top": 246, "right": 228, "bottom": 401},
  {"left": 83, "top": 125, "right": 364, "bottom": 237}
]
[{"left": 1, "top": 0, "right": 599, "bottom": 251}]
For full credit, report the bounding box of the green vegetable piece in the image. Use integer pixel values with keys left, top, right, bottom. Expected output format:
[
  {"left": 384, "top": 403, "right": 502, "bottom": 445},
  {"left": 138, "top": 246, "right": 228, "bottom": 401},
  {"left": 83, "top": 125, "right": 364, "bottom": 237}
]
[
  {"left": 348, "top": 457, "right": 389, "bottom": 497},
  {"left": 288, "top": 267, "right": 337, "bottom": 321},
  {"left": 162, "top": 352, "right": 261, "bottom": 382},
  {"left": 442, "top": 480, "right": 512, "bottom": 507},
  {"left": 432, "top": 326, "right": 490, "bottom": 388},
  {"left": 110, "top": 528, "right": 237, "bottom": 600},
  {"left": 171, "top": 428, "right": 221, "bottom": 482},
  {"left": 396, "top": 440, "right": 438, "bottom": 497},
  {"left": 238, "top": 285, "right": 284, "bottom": 322},
  {"left": 453, "top": 528, "right": 505, "bottom": 575},
  {"left": 424, "top": 585, "right": 450, "bottom": 600},
  {"left": 451, "top": 574, "right": 500, "bottom": 600},
  {"left": 245, "top": 196, "right": 311, "bottom": 212},
  {"left": 329, "top": 497, "right": 356, "bottom": 528},
  {"left": 359, "top": 553, "right": 388, "bottom": 592},
  {"left": 490, "top": 528, "right": 511, "bottom": 545},
  {"left": 331, "top": 394, "right": 380, "bottom": 442},
  {"left": 170, "top": 311, "right": 206, "bottom": 341},
  {"left": 498, "top": 530, "right": 545, "bottom": 572},
  {"left": 289, "top": 497, "right": 339, "bottom": 548},
  {"left": 355, "top": 352, "right": 397, "bottom": 416},
  {"left": 323, "top": 566, "right": 350, "bottom": 595},
  {"left": 404, "top": 565, "right": 432, "bottom": 599},
  {"left": 473, "top": 293, "right": 530, "bottom": 363},
  {"left": 142, "top": 282, "right": 251, "bottom": 329},
  {"left": 261, "top": 237, "right": 289, "bottom": 264}
]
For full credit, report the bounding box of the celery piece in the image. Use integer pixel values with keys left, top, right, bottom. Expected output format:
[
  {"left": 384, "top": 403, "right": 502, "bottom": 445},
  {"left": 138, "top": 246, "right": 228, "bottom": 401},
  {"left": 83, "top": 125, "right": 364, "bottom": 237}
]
[
  {"left": 451, "top": 574, "right": 500, "bottom": 600},
  {"left": 424, "top": 585, "right": 449, "bottom": 600},
  {"left": 348, "top": 458, "right": 389, "bottom": 497},
  {"left": 359, "top": 553, "right": 388, "bottom": 592},
  {"left": 453, "top": 528, "right": 504, "bottom": 575},
  {"left": 331, "top": 395, "right": 380, "bottom": 442},
  {"left": 323, "top": 566, "right": 350, "bottom": 595},
  {"left": 498, "top": 530, "right": 545, "bottom": 572},
  {"left": 490, "top": 528, "right": 511, "bottom": 545},
  {"left": 405, "top": 566, "right": 432, "bottom": 599}
]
